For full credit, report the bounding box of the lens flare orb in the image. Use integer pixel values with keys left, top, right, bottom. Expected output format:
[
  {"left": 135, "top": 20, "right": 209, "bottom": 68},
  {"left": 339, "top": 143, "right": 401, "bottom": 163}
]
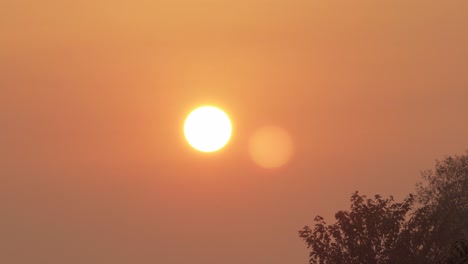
[{"left": 249, "top": 126, "right": 293, "bottom": 168}]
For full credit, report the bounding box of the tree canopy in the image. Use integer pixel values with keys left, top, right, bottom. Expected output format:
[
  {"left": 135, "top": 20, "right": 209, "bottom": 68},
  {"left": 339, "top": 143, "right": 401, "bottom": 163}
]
[{"left": 299, "top": 151, "right": 468, "bottom": 264}]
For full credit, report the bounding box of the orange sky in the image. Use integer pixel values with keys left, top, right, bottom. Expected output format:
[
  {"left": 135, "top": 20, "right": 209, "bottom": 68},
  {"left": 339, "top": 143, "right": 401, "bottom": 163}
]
[{"left": 1, "top": 0, "right": 468, "bottom": 263}]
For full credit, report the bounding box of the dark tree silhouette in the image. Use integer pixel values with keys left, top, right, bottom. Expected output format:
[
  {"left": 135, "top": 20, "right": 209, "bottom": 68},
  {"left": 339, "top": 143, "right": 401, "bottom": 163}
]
[
  {"left": 413, "top": 152, "right": 468, "bottom": 260},
  {"left": 299, "top": 192, "right": 419, "bottom": 264},
  {"left": 300, "top": 151, "right": 468, "bottom": 264},
  {"left": 437, "top": 237, "right": 468, "bottom": 264}
]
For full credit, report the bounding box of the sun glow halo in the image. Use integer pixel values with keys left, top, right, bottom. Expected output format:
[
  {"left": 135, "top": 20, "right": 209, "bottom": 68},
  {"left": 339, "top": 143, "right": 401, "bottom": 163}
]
[{"left": 184, "top": 106, "right": 232, "bottom": 153}]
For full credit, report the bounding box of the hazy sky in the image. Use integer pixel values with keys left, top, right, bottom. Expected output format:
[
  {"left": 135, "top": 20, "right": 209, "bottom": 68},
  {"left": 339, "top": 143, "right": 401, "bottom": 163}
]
[{"left": 1, "top": 1, "right": 468, "bottom": 263}]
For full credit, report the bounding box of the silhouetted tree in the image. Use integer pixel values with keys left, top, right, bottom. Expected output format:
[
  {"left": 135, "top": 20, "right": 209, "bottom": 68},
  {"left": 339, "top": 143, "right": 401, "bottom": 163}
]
[
  {"left": 411, "top": 152, "right": 468, "bottom": 261},
  {"left": 437, "top": 237, "right": 468, "bottom": 264},
  {"left": 300, "top": 151, "right": 468, "bottom": 264},
  {"left": 299, "top": 192, "right": 419, "bottom": 264}
]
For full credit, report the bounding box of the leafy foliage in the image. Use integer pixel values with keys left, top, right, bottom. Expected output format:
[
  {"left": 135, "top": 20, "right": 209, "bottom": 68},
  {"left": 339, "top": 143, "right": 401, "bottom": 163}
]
[
  {"left": 437, "top": 237, "right": 468, "bottom": 264},
  {"left": 299, "top": 192, "right": 417, "bottom": 264},
  {"left": 407, "top": 152, "right": 468, "bottom": 261},
  {"left": 300, "top": 152, "right": 468, "bottom": 264}
]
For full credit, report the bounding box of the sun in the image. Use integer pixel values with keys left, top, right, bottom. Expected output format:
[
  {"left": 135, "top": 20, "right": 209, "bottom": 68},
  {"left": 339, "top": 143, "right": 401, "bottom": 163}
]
[{"left": 184, "top": 106, "right": 232, "bottom": 153}]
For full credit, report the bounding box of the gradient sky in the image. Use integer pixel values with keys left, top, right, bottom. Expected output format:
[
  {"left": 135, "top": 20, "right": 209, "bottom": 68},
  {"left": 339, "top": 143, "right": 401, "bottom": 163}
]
[{"left": 1, "top": 0, "right": 468, "bottom": 263}]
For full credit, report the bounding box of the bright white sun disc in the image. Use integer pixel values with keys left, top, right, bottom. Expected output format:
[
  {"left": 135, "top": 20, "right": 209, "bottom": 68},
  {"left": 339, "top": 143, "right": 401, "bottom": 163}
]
[{"left": 184, "top": 106, "right": 232, "bottom": 152}]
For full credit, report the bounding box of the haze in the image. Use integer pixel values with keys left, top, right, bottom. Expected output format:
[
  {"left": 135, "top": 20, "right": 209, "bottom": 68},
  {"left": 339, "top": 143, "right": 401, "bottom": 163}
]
[{"left": 1, "top": 0, "right": 468, "bottom": 263}]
